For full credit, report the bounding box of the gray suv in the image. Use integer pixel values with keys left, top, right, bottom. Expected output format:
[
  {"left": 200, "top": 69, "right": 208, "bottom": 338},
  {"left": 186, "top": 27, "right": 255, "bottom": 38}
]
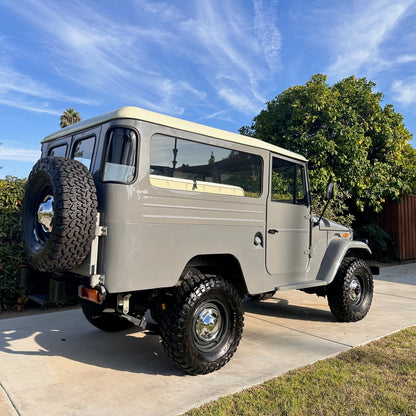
[{"left": 22, "top": 106, "right": 376, "bottom": 374}]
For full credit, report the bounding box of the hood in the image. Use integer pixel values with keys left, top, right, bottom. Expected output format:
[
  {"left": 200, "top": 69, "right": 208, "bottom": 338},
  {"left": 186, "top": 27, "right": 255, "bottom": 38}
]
[{"left": 314, "top": 216, "right": 351, "bottom": 232}]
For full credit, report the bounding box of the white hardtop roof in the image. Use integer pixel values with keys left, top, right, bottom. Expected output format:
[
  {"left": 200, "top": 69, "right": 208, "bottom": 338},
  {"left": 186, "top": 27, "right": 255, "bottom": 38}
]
[{"left": 42, "top": 106, "right": 306, "bottom": 162}]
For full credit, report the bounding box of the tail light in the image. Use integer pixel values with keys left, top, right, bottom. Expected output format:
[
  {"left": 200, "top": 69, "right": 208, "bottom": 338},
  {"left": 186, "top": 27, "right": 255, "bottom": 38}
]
[{"left": 78, "top": 285, "right": 105, "bottom": 303}]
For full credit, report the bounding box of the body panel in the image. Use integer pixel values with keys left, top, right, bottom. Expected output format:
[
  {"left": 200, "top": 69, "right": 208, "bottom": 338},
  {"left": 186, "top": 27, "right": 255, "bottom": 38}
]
[
  {"left": 94, "top": 119, "right": 270, "bottom": 294},
  {"left": 266, "top": 202, "right": 310, "bottom": 278},
  {"left": 315, "top": 239, "right": 371, "bottom": 284},
  {"left": 38, "top": 107, "right": 372, "bottom": 297}
]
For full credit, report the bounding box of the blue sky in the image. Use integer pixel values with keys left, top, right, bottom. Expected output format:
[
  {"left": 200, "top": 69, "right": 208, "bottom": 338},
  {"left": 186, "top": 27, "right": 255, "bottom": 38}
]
[{"left": 1, "top": 0, "right": 416, "bottom": 178}]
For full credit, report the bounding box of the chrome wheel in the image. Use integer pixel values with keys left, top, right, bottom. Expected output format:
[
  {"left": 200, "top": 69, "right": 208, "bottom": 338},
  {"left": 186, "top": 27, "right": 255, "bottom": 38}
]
[
  {"left": 194, "top": 304, "right": 222, "bottom": 342},
  {"left": 37, "top": 195, "right": 54, "bottom": 233},
  {"left": 32, "top": 187, "right": 55, "bottom": 245},
  {"left": 348, "top": 276, "right": 362, "bottom": 304},
  {"left": 192, "top": 300, "right": 229, "bottom": 353}
]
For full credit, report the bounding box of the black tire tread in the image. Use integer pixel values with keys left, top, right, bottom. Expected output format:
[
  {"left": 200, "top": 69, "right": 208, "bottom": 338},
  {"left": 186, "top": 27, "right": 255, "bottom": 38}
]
[
  {"left": 160, "top": 270, "right": 244, "bottom": 375},
  {"left": 23, "top": 157, "right": 97, "bottom": 272},
  {"left": 327, "top": 257, "right": 373, "bottom": 322}
]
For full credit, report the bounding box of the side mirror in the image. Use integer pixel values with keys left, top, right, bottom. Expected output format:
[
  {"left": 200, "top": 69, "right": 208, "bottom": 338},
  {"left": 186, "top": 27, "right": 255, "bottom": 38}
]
[
  {"left": 314, "top": 181, "right": 335, "bottom": 227},
  {"left": 326, "top": 181, "right": 335, "bottom": 200}
]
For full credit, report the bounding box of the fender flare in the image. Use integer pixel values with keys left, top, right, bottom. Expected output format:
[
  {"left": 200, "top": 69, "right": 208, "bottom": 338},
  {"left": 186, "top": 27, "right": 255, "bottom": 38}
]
[{"left": 315, "top": 240, "right": 372, "bottom": 285}]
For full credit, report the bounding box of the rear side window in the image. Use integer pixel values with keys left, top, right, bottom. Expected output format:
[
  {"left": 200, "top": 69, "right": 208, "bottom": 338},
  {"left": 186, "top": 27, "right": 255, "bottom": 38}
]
[
  {"left": 102, "top": 128, "right": 137, "bottom": 183},
  {"left": 48, "top": 144, "right": 67, "bottom": 157},
  {"left": 150, "top": 134, "right": 263, "bottom": 197},
  {"left": 72, "top": 137, "right": 95, "bottom": 169}
]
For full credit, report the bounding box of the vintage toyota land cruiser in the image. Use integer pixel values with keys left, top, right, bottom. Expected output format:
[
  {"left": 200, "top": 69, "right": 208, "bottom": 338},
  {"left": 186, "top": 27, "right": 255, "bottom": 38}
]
[{"left": 22, "top": 106, "right": 376, "bottom": 374}]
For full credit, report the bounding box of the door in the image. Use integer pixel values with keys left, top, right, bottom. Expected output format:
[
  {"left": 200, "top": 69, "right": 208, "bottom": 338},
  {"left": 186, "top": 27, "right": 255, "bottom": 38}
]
[{"left": 266, "top": 155, "right": 311, "bottom": 277}]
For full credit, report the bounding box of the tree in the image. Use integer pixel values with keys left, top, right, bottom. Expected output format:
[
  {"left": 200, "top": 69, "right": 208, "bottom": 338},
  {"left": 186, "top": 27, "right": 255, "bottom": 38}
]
[
  {"left": 241, "top": 74, "right": 416, "bottom": 225},
  {"left": 60, "top": 108, "right": 81, "bottom": 128}
]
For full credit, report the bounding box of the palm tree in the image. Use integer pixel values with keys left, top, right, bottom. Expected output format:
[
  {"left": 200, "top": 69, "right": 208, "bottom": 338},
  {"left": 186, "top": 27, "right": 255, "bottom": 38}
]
[{"left": 60, "top": 108, "right": 81, "bottom": 128}]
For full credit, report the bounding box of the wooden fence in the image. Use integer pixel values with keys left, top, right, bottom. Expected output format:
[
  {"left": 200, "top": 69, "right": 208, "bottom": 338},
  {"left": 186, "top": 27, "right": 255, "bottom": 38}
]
[{"left": 381, "top": 195, "right": 416, "bottom": 260}]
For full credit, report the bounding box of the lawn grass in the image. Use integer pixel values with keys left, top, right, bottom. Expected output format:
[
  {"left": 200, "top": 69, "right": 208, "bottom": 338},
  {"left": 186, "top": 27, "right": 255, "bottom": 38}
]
[{"left": 184, "top": 326, "right": 416, "bottom": 416}]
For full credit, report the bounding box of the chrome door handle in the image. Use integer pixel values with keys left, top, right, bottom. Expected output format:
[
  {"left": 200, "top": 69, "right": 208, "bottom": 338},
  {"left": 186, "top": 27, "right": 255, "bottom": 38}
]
[{"left": 268, "top": 229, "right": 279, "bottom": 235}]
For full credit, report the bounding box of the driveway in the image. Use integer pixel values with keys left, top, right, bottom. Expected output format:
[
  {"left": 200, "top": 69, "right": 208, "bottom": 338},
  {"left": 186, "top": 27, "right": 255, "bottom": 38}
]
[{"left": 1, "top": 263, "right": 415, "bottom": 416}]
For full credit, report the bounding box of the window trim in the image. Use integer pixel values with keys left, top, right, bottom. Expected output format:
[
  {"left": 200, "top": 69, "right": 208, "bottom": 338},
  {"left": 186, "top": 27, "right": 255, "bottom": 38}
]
[
  {"left": 270, "top": 156, "right": 310, "bottom": 206},
  {"left": 100, "top": 125, "right": 139, "bottom": 184},
  {"left": 149, "top": 133, "right": 264, "bottom": 198},
  {"left": 71, "top": 135, "right": 96, "bottom": 171},
  {"left": 48, "top": 143, "right": 68, "bottom": 157}
]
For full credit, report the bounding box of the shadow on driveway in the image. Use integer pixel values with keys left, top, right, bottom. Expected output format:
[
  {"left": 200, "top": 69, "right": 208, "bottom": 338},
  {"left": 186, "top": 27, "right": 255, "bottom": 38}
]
[
  {"left": 244, "top": 296, "right": 335, "bottom": 323},
  {"left": 0, "top": 294, "right": 336, "bottom": 377},
  {"left": 0, "top": 312, "right": 184, "bottom": 377}
]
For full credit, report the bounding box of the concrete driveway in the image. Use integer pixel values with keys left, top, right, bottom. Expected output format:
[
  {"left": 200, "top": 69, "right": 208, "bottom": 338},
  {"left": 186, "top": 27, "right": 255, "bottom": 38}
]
[{"left": 1, "top": 263, "right": 415, "bottom": 416}]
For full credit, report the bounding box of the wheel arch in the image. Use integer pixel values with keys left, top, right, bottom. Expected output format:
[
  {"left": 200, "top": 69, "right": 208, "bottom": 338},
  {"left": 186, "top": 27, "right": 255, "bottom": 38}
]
[
  {"left": 316, "top": 240, "right": 373, "bottom": 285},
  {"left": 180, "top": 254, "right": 248, "bottom": 296}
]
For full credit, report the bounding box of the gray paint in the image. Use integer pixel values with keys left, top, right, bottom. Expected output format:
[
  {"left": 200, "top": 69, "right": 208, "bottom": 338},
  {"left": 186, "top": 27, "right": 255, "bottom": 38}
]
[{"left": 41, "top": 112, "right": 371, "bottom": 296}]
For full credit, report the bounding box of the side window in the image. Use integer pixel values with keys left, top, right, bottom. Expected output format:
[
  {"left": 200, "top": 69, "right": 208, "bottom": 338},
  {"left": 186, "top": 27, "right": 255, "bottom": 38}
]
[
  {"left": 150, "top": 134, "right": 262, "bottom": 197},
  {"left": 72, "top": 137, "right": 95, "bottom": 169},
  {"left": 48, "top": 144, "right": 67, "bottom": 157},
  {"left": 271, "top": 157, "right": 308, "bottom": 205},
  {"left": 102, "top": 128, "right": 137, "bottom": 183}
]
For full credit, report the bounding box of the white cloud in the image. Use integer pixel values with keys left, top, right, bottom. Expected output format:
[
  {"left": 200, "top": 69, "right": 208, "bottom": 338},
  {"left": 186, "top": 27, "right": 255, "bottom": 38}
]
[
  {"left": 202, "top": 109, "right": 233, "bottom": 121},
  {"left": 218, "top": 88, "right": 260, "bottom": 114},
  {"left": 396, "top": 54, "right": 416, "bottom": 64},
  {"left": 179, "top": 1, "right": 282, "bottom": 114},
  {"left": 0, "top": 63, "right": 96, "bottom": 115},
  {"left": 391, "top": 78, "right": 416, "bottom": 105},
  {"left": 182, "top": 4, "right": 257, "bottom": 82},
  {"left": 253, "top": 0, "right": 282, "bottom": 71},
  {"left": 0, "top": 145, "right": 40, "bottom": 162},
  {"left": 0, "top": 98, "right": 60, "bottom": 115},
  {"left": 0, "top": 67, "right": 52, "bottom": 99},
  {"left": 327, "top": 0, "right": 416, "bottom": 78},
  {"left": 5, "top": 0, "right": 207, "bottom": 116},
  {"left": 0, "top": 0, "right": 283, "bottom": 120},
  {"left": 134, "top": 0, "right": 182, "bottom": 23}
]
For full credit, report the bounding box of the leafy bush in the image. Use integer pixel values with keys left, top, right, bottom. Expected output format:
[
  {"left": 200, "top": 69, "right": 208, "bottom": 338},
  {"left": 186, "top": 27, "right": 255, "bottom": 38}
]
[
  {"left": 312, "top": 184, "right": 354, "bottom": 227},
  {"left": 354, "top": 222, "right": 398, "bottom": 262},
  {"left": 0, "top": 176, "right": 26, "bottom": 310}
]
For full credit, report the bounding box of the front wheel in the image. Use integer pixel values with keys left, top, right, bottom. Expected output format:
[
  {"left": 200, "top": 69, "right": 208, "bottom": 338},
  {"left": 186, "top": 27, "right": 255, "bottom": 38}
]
[
  {"left": 327, "top": 258, "right": 373, "bottom": 322},
  {"left": 160, "top": 269, "right": 244, "bottom": 375}
]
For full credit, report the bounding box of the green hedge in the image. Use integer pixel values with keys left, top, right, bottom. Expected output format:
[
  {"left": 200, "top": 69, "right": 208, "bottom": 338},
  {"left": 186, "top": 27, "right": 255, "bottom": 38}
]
[{"left": 0, "top": 177, "right": 26, "bottom": 310}]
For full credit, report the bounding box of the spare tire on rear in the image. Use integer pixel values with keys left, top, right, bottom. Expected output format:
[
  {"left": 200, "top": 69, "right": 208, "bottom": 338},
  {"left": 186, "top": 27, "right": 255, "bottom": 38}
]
[{"left": 22, "top": 157, "right": 98, "bottom": 272}]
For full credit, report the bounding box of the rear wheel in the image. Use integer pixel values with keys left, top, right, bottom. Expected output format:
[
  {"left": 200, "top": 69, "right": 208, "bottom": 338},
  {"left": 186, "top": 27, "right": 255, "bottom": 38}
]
[
  {"left": 160, "top": 269, "right": 244, "bottom": 374},
  {"left": 80, "top": 299, "right": 134, "bottom": 332},
  {"left": 327, "top": 258, "right": 373, "bottom": 322}
]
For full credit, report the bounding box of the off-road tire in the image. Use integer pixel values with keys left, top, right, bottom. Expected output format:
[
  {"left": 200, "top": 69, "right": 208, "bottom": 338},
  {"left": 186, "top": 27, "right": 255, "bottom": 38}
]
[
  {"left": 327, "top": 258, "right": 373, "bottom": 322},
  {"left": 160, "top": 269, "right": 244, "bottom": 375},
  {"left": 22, "top": 157, "right": 97, "bottom": 272},
  {"left": 80, "top": 300, "right": 134, "bottom": 332}
]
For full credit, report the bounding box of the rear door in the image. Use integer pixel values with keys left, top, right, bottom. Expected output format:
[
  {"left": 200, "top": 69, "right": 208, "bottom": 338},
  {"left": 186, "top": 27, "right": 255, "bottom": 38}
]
[{"left": 266, "top": 155, "right": 311, "bottom": 277}]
